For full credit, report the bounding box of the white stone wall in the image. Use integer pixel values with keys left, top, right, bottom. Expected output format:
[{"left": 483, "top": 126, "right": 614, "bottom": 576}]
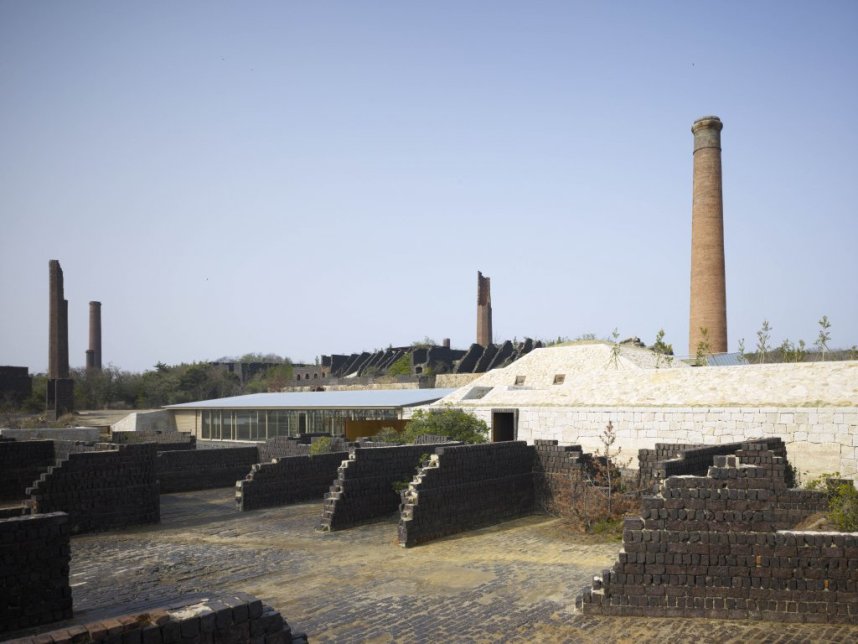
[{"left": 458, "top": 405, "right": 858, "bottom": 482}]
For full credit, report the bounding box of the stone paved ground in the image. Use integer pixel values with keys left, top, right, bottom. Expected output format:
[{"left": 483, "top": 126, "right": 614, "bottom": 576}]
[{"left": 68, "top": 489, "right": 858, "bottom": 643}]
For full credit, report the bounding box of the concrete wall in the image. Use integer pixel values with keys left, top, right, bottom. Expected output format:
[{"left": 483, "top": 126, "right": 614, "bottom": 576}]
[
  {"left": 28, "top": 444, "right": 160, "bottom": 534},
  {"left": 111, "top": 410, "right": 174, "bottom": 432},
  {"left": 0, "top": 512, "right": 72, "bottom": 635},
  {"left": 157, "top": 447, "right": 259, "bottom": 493},
  {"left": 454, "top": 405, "right": 858, "bottom": 480}
]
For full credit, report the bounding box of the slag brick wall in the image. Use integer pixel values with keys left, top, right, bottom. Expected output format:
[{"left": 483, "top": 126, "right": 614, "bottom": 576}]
[
  {"left": 29, "top": 444, "right": 160, "bottom": 534},
  {"left": 236, "top": 451, "right": 348, "bottom": 511},
  {"left": 398, "top": 441, "right": 535, "bottom": 547},
  {"left": 576, "top": 440, "right": 858, "bottom": 623},
  {"left": 0, "top": 512, "right": 72, "bottom": 635},
  {"left": 0, "top": 440, "right": 55, "bottom": 503},
  {"left": 157, "top": 446, "right": 259, "bottom": 493}
]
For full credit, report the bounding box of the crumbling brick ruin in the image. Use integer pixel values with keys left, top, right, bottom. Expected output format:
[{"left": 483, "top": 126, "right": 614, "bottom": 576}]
[
  {"left": 576, "top": 439, "right": 858, "bottom": 624},
  {"left": 237, "top": 451, "right": 349, "bottom": 511},
  {"left": 46, "top": 260, "right": 73, "bottom": 419}
]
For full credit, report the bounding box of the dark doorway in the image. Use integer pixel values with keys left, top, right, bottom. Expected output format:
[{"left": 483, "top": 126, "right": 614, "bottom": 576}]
[
  {"left": 298, "top": 413, "right": 307, "bottom": 434},
  {"left": 492, "top": 411, "right": 516, "bottom": 442}
]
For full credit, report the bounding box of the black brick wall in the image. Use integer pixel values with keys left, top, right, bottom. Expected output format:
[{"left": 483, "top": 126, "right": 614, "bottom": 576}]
[
  {"left": 157, "top": 447, "right": 260, "bottom": 493},
  {"left": 0, "top": 440, "right": 55, "bottom": 503},
  {"left": 236, "top": 452, "right": 348, "bottom": 511}
]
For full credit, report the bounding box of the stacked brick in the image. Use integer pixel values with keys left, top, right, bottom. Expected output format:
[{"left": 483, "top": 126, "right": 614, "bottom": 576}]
[
  {"left": 319, "top": 444, "right": 447, "bottom": 531},
  {"left": 111, "top": 430, "right": 196, "bottom": 451},
  {"left": 0, "top": 440, "right": 54, "bottom": 502},
  {"left": 3, "top": 591, "right": 304, "bottom": 644},
  {"left": 532, "top": 439, "right": 593, "bottom": 517},
  {"left": 0, "top": 512, "right": 72, "bottom": 634},
  {"left": 157, "top": 446, "right": 259, "bottom": 493},
  {"left": 28, "top": 444, "right": 159, "bottom": 534},
  {"left": 236, "top": 452, "right": 348, "bottom": 511},
  {"left": 398, "top": 442, "right": 536, "bottom": 547},
  {"left": 577, "top": 440, "right": 858, "bottom": 623},
  {"left": 258, "top": 436, "right": 311, "bottom": 461}
]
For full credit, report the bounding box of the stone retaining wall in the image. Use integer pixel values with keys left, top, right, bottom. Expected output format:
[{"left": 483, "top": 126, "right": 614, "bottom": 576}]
[
  {"left": 236, "top": 452, "right": 348, "bottom": 511},
  {"left": 28, "top": 444, "right": 160, "bottom": 533},
  {"left": 319, "top": 444, "right": 447, "bottom": 531},
  {"left": 0, "top": 512, "right": 72, "bottom": 634},
  {"left": 0, "top": 440, "right": 55, "bottom": 502},
  {"left": 398, "top": 442, "right": 535, "bottom": 547},
  {"left": 157, "top": 447, "right": 259, "bottom": 493},
  {"left": 576, "top": 440, "right": 858, "bottom": 623}
]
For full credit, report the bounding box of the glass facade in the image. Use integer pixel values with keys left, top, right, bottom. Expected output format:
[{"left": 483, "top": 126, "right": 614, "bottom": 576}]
[{"left": 198, "top": 408, "right": 399, "bottom": 441}]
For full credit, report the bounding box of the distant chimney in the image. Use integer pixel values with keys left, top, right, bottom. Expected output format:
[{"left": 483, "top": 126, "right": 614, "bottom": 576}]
[
  {"left": 476, "top": 271, "right": 492, "bottom": 347},
  {"left": 442, "top": 338, "right": 451, "bottom": 349},
  {"left": 88, "top": 301, "right": 102, "bottom": 370},
  {"left": 689, "top": 116, "right": 728, "bottom": 355},
  {"left": 47, "top": 260, "right": 73, "bottom": 418}
]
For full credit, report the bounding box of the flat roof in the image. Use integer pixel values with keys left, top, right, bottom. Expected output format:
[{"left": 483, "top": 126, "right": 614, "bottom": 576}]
[{"left": 165, "top": 388, "right": 456, "bottom": 411}]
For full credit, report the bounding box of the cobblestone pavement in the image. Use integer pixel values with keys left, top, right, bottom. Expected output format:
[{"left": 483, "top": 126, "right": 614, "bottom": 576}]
[{"left": 69, "top": 489, "right": 858, "bottom": 643}]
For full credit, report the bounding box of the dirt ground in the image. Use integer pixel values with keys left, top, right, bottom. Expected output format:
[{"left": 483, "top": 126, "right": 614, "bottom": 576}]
[{"left": 61, "top": 488, "right": 858, "bottom": 643}]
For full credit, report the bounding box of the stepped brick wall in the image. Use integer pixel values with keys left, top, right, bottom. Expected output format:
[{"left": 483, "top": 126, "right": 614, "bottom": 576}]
[
  {"left": 2, "top": 592, "right": 303, "bottom": 644},
  {"left": 398, "top": 441, "right": 535, "bottom": 547},
  {"left": 319, "top": 444, "right": 448, "bottom": 531},
  {"left": 0, "top": 512, "right": 72, "bottom": 635},
  {"left": 576, "top": 439, "right": 858, "bottom": 623},
  {"left": 28, "top": 444, "right": 159, "bottom": 534},
  {"left": 0, "top": 440, "right": 55, "bottom": 502},
  {"left": 157, "top": 446, "right": 259, "bottom": 493},
  {"left": 236, "top": 452, "right": 348, "bottom": 511},
  {"left": 532, "top": 440, "right": 594, "bottom": 517}
]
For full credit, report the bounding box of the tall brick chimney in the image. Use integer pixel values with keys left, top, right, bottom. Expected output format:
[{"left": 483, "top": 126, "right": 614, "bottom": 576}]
[
  {"left": 47, "top": 260, "right": 73, "bottom": 418},
  {"left": 476, "top": 271, "right": 492, "bottom": 347},
  {"left": 87, "top": 301, "right": 102, "bottom": 371},
  {"left": 689, "top": 116, "right": 728, "bottom": 356}
]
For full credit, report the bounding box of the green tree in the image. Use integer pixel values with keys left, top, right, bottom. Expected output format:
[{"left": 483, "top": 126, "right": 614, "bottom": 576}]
[
  {"left": 756, "top": 319, "right": 771, "bottom": 364},
  {"left": 651, "top": 328, "right": 673, "bottom": 368},
  {"left": 816, "top": 315, "right": 832, "bottom": 361},
  {"left": 695, "top": 327, "right": 711, "bottom": 366},
  {"left": 386, "top": 354, "right": 413, "bottom": 377},
  {"left": 402, "top": 407, "right": 488, "bottom": 444}
]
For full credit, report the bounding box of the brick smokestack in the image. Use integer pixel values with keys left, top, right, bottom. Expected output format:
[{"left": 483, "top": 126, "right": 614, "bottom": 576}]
[
  {"left": 87, "top": 301, "right": 102, "bottom": 371},
  {"left": 689, "top": 116, "right": 728, "bottom": 356},
  {"left": 476, "top": 271, "right": 492, "bottom": 347},
  {"left": 47, "top": 260, "right": 73, "bottom": 418}
]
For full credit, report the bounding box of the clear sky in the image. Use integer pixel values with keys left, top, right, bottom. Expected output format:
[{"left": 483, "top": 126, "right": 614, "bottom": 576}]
[{"left": 1, "top": 1, "right": 856, "bottom": 374}]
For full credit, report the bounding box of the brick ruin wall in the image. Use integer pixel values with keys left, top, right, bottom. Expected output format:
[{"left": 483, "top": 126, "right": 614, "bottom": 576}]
[
  {"left": 576, "top": 440, "right": 858, "bottom": 623},
  {"left": 2, "top": 591, "right": 303, "bottom": 644},
  {"left": 0, "top": 512, "right": 72, "bottom": 635},
  {"left": 532, "top": 440, "right": 594, "bottom": 517},
  {"left": 399, "top": 441, "right": 535, "bottom": 547},
  {"left": 28, "top": 444, "right": 160, "bottom": 534},
  {"left": 319, "top": 444, "right": 450, "bottom": 531},
  {"left": 110, "top": 429, "right": 196, "bottom": 450},
  {"left": 236, "top": 451, "right": 349, "bottom": 511},
  {"left": 0, "top": 440, "right": 55, "bottom": 503},
  {"left": 156, "top": 446, "right": 260, "bottom": 493}
]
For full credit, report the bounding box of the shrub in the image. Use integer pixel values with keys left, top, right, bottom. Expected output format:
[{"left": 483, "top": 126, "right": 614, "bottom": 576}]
[
  {"left": 401, "top": 407, "right": 488, "bottom": 444},
  {"left": 372, "top": 427, "right": 405, "bottom": 444},
  {"left": 828, "top": 483, "right": 858, "bottom": 531},
  {"left": 308, "top": 436, "right": 332, "bottom": 455}
]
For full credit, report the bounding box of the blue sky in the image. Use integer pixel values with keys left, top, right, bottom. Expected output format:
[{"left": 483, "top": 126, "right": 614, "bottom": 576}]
[{"left": 1, "top": 1, "right": 856, "bottom": 373}]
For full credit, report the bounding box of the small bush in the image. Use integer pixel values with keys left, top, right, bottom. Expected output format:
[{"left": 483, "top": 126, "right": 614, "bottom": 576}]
[
  {"left": 309, "top": 436, "right": 332, "bottom": 455},
  {"left": 829, "top": 483, "right": 858, "bottom": 531},
  {"left": 402, "top": 407, "right": 487, "bottom": 444},
  {"left": 372, "top": 427, "right": 405, "bottom": 444}
]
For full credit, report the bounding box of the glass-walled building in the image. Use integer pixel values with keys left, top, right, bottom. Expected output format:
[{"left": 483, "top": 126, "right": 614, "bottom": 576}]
[{"left": 166, "top": 389, "right": 454, "bottom": 442}]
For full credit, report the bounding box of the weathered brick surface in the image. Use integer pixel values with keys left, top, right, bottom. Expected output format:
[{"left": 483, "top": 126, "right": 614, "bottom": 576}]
[
  {"left": 399, "top": 441, "right": 535, "bottom": 547},
  {"left": 111, "top": 429, "right": 196, "bottom": 451},
  {"left": 157, "top": 446, "right": 259, "bottom": 493},
  {"left": 319, "top": 444, "right": 448, "bottom": 531},
  {"left": 0, "top": 440, "right": 54, "bottom": 502},
  {"left": 2, "top": 591, "right": 302, "bottom": 644},
  {"left": 28, "top": 444, "right": 159, "bottom": 533},
  {"left": 0, "top": 512, "right": 72, "bottom": 634},
  {"left": 236, "top": 452, "right": 348, "bottom": 511},
  {"left": 578, "top": 439, "right": 857, "bottom": 623},
  {"left": 532, "top": 439, "right": 594, "bottom": 517}
]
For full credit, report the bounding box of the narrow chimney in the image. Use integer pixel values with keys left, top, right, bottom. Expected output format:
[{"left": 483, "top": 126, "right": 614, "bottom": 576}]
[
  {"left": 476, "top": 271, "right": 492, "bottom": 347},
  {"left": 88, "top": 301, "right": 102, "bottom": 370},
  {"left": 47, "top": 260, "right": 73, "bottom": 418},
  {"left": 689, "top": 116, "right": 728, "bottom": 356}
]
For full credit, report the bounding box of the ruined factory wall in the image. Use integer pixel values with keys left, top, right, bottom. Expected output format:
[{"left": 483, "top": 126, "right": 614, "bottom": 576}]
[
  {"left": 157, "top": 447, "right": 259, "bottom": 493},
  {"left": 398, "top": 442, "right": 535, "bottom": 547},
  {"left": 576, "top": 441, "right": 858, "bottom": 623},
  {"left": 460, "top": 405, "right": 858, "bottom": 480},
  {"left": 4, "top": 591, "right": 302, "bottom": 644},
  {"left": 0, "top": 427, "right": 101, "bottom": 442},
  {"left": 28, "top": 444, "right": 159, "bottom": 534},
  {"left": 0, "top": 440, "right": 55, "bottom": 503},
  {"left": 111, "top": 428, "right": 196, "bottom": 451},
  {"left": 0, "top": 512, "right": 72, "bottom": 635},
  {"left": 319, "top": 444, "right": 448, "bottom": 531},
  {"left": 236, "top": 452, "right": 348, "bottom": 511}
]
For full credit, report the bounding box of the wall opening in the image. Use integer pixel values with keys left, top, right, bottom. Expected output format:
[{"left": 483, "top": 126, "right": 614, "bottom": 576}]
[{"left": 492, "top": 410, "right": 516, "bottom": 442}]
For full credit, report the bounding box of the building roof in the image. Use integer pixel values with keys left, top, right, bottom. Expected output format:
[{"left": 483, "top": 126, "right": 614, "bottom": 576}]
[{"left": 165, "top": 388, "right": 456, "bottom": 411}]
